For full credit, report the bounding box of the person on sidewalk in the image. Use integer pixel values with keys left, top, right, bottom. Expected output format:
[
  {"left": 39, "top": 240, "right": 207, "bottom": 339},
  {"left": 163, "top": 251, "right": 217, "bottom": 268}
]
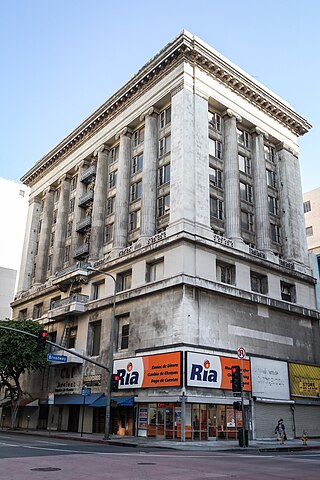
[{"left": 275, "top": 419, "right": 286, "bottom": 444}]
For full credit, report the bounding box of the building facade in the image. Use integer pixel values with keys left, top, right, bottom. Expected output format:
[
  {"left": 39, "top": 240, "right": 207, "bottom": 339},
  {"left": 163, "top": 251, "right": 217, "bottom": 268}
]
[
  {"left": 9, "top": 31, "right": 320, "bottom": 440},
  {"left": 304, "top": 188, "right": 320, "bottom": 309}
]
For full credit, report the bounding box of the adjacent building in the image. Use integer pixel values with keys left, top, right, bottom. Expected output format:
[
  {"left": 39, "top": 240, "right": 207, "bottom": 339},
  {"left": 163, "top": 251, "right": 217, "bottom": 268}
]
[
  {"left": 9, "top": 31, "right": 320, "bottom": 440},
  {"left": 303, "top": 187, "right": 320, "bottom": 309}
]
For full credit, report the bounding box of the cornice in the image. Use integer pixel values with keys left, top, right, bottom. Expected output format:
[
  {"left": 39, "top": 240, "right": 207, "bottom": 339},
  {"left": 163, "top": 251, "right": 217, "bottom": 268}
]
[{"left": 21, "top": 31, "right": 311, "bottom": 187}]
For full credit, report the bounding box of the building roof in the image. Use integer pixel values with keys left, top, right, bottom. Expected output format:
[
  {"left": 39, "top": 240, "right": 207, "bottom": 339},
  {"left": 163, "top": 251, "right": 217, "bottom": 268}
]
[{"left": 21, "top": 30, "right": 312, "bottom": 188}]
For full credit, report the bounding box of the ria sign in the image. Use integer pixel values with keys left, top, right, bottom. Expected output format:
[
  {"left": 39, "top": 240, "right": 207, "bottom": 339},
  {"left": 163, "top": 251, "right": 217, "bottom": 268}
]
[{"left": 186, "top": 352, "right": 251, "bottom": 391}]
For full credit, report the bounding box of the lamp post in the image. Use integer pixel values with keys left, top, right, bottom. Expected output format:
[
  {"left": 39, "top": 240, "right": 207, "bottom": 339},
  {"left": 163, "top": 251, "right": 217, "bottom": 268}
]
[{"left": 87, "top": 266, "right": 116, "bottom": 440}]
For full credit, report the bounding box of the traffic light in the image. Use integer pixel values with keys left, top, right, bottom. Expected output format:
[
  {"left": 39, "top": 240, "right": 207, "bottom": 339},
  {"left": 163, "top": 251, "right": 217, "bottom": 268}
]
[
  {"left": 233, "top": 401, "right": 242, "bottom": 411},
  {"left": 231, "top": 365, "right": 242, "bottom": 392},
  {"left": 37, "top": 330, "right": 48, "bottom": 350},
  {"left": 111, "top": 373, "right": 120, "bottom": 392}
]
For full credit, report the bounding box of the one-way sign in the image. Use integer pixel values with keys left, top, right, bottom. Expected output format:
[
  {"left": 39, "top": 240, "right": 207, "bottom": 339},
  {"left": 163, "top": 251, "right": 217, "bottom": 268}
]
[{"left": 47, "top": 353, "right": 68, "bottom": 363}]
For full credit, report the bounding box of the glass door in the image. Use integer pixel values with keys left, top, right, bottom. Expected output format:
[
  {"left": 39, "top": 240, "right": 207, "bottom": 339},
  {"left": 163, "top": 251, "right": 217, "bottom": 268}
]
[{"left": 165, "top": 405, "right": 174, "bottom": 439}]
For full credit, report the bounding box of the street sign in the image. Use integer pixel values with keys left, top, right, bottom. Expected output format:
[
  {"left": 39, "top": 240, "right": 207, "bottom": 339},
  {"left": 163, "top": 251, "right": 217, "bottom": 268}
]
[
  {"left": 82, "top": 387, "right": 91, "bottom": 396},
  {"left": 237, "top": 347, "right": 246, "bottom": 359},
  {"left": 47, "top": 353, "right": 68, "bottom": 363}
]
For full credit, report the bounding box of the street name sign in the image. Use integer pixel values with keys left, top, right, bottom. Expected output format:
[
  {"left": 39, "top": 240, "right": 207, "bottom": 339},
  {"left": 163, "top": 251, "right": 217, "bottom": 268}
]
[{"left": 47, "top": 353, "right": 68, "bottom": 363}]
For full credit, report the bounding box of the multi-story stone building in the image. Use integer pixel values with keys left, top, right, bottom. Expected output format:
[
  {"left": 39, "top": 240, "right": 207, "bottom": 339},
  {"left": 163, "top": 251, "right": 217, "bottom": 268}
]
[
  {"left": 10, "top": 31, "right": 320, "bottom": 440},
  {"left": 303, "top": 187, "right": 320, "bottom": 309}
]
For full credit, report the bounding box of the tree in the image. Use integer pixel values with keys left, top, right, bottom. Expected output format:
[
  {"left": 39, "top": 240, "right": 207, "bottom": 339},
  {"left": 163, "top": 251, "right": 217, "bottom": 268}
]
[{"left": 0, "top": 320, "right": 48, "bottom": 429}]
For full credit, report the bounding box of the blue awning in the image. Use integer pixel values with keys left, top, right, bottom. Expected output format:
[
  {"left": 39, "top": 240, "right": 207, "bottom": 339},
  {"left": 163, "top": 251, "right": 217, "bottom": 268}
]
[
  {"left": 54, "top": 393, "right": 104, "bottom": 405},
  {"left": 90, "top": 395, "right": 135, "bottom": 407}
]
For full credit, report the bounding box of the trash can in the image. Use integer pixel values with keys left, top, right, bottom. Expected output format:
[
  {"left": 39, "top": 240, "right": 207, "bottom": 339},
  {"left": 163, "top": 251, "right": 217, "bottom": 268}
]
[{"left": 238, "top": 429, "right": 248, "bottom": 447}]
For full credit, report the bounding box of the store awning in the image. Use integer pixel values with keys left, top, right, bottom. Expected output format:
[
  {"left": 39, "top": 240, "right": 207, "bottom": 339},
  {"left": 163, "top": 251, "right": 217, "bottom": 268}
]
[
  {"left": 54, "top": 393, "right": 104, "bottom": 405},
  {"left": 90, "top": 395, "right": 135, "bottom": 407}
]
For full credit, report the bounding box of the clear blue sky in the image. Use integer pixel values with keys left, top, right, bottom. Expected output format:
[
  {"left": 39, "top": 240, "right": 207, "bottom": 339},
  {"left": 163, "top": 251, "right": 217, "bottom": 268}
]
[{"left": 1, "top": 0, "right": 319, "bottom": 193}]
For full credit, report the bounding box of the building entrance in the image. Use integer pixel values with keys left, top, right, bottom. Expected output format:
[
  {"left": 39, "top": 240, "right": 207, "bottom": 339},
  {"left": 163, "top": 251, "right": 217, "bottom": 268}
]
[{"left": 148, "top": 403, "right": 177, "bottom": 439}]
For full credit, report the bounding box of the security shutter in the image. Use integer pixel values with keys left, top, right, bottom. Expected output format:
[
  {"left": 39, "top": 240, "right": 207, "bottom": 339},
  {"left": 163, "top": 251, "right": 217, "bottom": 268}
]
[
  {"left": 255, "top": 403, "right": 293, "bottom": 439},
  {"left": 294, "top": 405, "right": 320, "bottom": 437}
]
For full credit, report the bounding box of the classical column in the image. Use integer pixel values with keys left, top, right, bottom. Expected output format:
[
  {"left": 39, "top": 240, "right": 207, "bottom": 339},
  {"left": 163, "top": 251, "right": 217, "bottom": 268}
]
[
  {"left": 223, "top": 109, "right": 243, "bottom": 244},
  {"left": 112, "top": 128, "right": 132, "bottom": 251},
  {"left": 51, "top": 174, "right": 71, "bottom": 275},
  {"left": 278, "top": 144, "right": 308, "bottom": 265},
  {"left": 17, "top": 196, "right": 42, "bottom": 292},
  {"left": 34, "top": 187, "right": 55, "bottom": 284},
  {"left": 169, "top": 86, "right": 210, "bottom": 236},
  {"left": 139, "top": 107, "right": 158, "bottom": 241},
  {"left": 251, "top": 128, "right": 272, "bottom": 253},
  {"left": 89, "top": 145, "right": 109, "bottom": 261},
  {"left": 71, "top": 160, "right": 89, "bottom": 260}
]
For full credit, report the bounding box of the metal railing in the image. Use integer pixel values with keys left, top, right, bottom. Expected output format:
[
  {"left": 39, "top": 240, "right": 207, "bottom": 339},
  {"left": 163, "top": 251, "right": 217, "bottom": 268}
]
[{"left": 51, "top": 294, "right": 89, "bottom": 310}]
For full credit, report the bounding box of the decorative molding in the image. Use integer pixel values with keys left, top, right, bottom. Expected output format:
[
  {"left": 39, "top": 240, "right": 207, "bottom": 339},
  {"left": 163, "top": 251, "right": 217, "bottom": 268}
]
[
  {"left": 139, "top": 106, "right": 159, "bottom": 121},
  {"left": 223, "top": 108, "right": 242, "bottom": 123},
  {"left": 93, "top": 144, "right": 109, "bottom": 157},
  {"left": 21, "top": 31, "right": 311, "bottom": 187},
  {"left": 115, "top": 126, "right": 132, "bottom": 141},
  {"left": 251, "top": 126, "right": 269, "bottom": 140}
]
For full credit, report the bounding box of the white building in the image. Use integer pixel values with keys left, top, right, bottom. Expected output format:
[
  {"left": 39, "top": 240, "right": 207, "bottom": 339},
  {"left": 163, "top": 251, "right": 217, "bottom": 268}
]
[
  {"left": 0, "top": 178, "right": 29, "bottom": 318},
  {"left": 10, "top": 31, "right": 320, "bottom": 440},
  {"left": 304, "top": 187, "right": 320, "bottom": 308}
]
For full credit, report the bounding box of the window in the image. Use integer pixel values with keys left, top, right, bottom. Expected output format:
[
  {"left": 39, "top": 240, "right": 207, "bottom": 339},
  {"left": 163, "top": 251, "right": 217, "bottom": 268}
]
[
  {"left": 264, "top": 145, "right": 275, "bottom": 163},
  {"left": 159, "top": 135, "right": 171, "bottom": 156},
  {"left": 240, "top": 182, "right": 253, "bottom": 203},
  {"left": 209, "top": 167, "right": 223, "bottom": 188},
  {"left": 208, "top": 111, "right": 222, "bottom": 132},
  {"left": 266, "top": 169, "right": 277, "bottom": 188},
  {"left": 210, "top": 197, "right": 224, "bottom": 220},
  {"left": 146, "top": 259, "right": 164, "bottom": 283},
  {"left": 241, "top": 211, "right": 254, "bottom": 232},
  {"left": 303, "top": 200, "right": 311, "bottom": 213},
  {"left": 104, "top": 223, "right": 113, "bottom": 242},
  {"left": 160, "top": 107, "right": 171, "bottom": 128},
  {"left": 129, "top": 210, "right": 141, "bottom": 231},
  {"left": 109, "top": 171, "right": 117, "bottom": 188},
  {"left": 270, "top": 223, "right": 281, "bottom": 243},
  {"left": 18, "top": 309, "right": 28, "bottom": 320},
  {"left": 55, "top": 189, "right": 60, "bottom": 203},
  {"left": 209, "top": 138, "right": 222, "bottom": 159},
  {"left": 71, "top": 175, "right": 77, "bottom": 191},
  {"left": 118, "top": 317, "right": 130, "bottom": 350},
  {"left": 216, "top": 261, "right": 235, "bottom": 285},
  {"left": 67, "top": 221, "right": 73, "bottom": 237},
  {"left": 116, "top": 270, "right": 132, "bottom": 292},
  {"left": 158, "top": 194, "right": 170, "bottom": 217},
  {"left": 91, "top": 281, "right": 104, "bottom": 300},
  {"left": 130, "top": 181, "right": 142, "bottom": 202},
  {"left": 110, "top": 145, "right": 119, "bottom": 163},
  {"left": 250, "top": 272, "right": 268, "bottom": 294},
  {"left": 50, "top": 231, "right": 55, "bottom": 247},
  {"left": 50, "top": 296, "right": 61, "bottom": 309},
  {"left": 88, "top": 321, "right": 101, "bottom": 356},
  {"left": 237, "top": 129, "right": 250, "bottom": 148},
  {"left": 159, "top": 164, "right": 171, "bottom": 185},
  {"left": 107, "top": 197, "right": 115, "bottom": 215},
  {"left": 280, "top": 281, "right": 296, "bottom": 302},
  {"left": 131, "top": 154, "right": 143, "bottom": 174},
  {"left": 33, "top": 303, "right": 43, "bottom": 319},
  {"left": 306, "top": 226, "right": 313, "bottom": 237},
  {"left": 268, "top": 196, "right": 279, "bottom": 215},
  {"left": 239, "top": 154, "right": 251, "bottom": 175},
  {"left": 69, "top": 197, "right": 75, "bottom": 213},
  {"left": 53, "top": 210, "right": 57, "bottom": 224},
  {"left": 47, "top": 255, "right": 52, "bottom": 272},
  {"left": 64, "top": 245, "right": 70, "bottom": 263},
  {"left": 67, "top": 326, "right": 78, "bottom": 349},
  {"left": 48, "top": 331, "right": 57, "bottom": 351},
  {"left": 38, "top": 220, "right": 42, "bottom": 234},
  {"left": 133, "top": 127, "right": 144, "bottom": 147}
]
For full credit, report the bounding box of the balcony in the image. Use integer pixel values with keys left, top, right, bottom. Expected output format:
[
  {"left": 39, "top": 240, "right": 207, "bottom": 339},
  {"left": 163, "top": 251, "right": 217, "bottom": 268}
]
[
  {"left": 73, "top": 243, "right": 90, "bottom": 260},
  {"left": 78, "top": 190, "right": 94, "bottom": 207},
  {"left": 48, "top": 293, "right": 89, "bottom": 319},
  {"left": 81, "top": 165, "right": 96, "bottom": 183},
  {"left": 52, "top": 262, "right": 89, "bottom": 292},
  {"left": 76, "top": 216, "right": 92, "bottom": 232}
]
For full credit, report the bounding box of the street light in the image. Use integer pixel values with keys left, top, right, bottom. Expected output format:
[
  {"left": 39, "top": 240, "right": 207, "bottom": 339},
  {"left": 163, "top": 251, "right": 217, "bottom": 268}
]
[{"left": 87, "top": 266, "right": 116, "bottom": 440}]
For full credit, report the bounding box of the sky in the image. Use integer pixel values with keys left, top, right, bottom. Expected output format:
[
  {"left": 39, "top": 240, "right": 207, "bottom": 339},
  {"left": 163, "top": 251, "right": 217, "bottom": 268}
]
[{"left": 1, "top": 0, "right": 319, "bottom": 193}]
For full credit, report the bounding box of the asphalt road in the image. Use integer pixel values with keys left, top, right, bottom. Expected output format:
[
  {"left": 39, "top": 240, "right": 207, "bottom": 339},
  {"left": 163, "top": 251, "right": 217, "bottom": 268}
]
[{"left": 0, "top": 433, "right": 319, "bottom": 479}]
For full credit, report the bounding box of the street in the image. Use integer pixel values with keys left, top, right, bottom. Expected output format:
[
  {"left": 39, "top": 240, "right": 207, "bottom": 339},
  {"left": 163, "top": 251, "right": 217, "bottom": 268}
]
[{"left": 0, "top": 433, "right": 320, "bottom": 479}]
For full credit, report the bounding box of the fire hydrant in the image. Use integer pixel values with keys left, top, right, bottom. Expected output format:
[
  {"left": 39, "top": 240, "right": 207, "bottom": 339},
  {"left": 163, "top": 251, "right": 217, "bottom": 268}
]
[{"left": 300, "top": 431, "right": 308, "bottom": 446}]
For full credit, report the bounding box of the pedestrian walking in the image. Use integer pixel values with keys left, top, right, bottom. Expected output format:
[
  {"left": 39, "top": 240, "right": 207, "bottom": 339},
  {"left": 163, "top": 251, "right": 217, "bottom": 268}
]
[{"left": 275, "top": 418, "right": 286, "bottom": 444}]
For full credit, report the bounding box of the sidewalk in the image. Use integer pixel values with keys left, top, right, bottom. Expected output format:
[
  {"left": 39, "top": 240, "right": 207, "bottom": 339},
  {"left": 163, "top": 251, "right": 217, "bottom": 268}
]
[{"left": 2, "top": 428, "right": 320, "bottom": 452}]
